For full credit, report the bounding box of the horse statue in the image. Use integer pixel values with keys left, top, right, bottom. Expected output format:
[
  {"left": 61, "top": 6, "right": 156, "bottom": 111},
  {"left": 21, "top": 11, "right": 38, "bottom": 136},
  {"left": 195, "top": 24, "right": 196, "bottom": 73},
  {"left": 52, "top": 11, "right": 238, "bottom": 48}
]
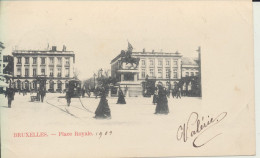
[{"left": 120, "top": 50, "right": 140, "bottom": 68}]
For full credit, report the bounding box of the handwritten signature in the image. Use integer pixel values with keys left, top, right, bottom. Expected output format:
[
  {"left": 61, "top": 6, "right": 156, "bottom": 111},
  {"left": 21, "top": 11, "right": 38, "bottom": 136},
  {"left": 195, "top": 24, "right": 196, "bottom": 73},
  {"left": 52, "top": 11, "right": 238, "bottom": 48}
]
[{"left": 177, "top": 112, "right": 227, "bottom": 148}]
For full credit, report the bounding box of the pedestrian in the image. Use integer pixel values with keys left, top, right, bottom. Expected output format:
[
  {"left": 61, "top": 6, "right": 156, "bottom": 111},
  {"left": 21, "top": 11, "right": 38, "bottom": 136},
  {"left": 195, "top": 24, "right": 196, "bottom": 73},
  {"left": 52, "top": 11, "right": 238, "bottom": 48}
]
[
  {"left": 152, "top": 87, "right": 158, "bottom": 105},
  {"left": 39, "top": 88, "right": 46, "bottom": 102},
  {"left": 176, "top": 87, "right": 181, "bottom": 99},
  {"left": 154, "top": 83, "right": 169, "bottom": 115},
  {"left": 81, "top": 88, "right": 85, "bottom": 98},
  {"left": 117, "top": 87, "right": 126, "bottom": 104},
  {"left": 94, "top": 86, "right": 111, "bottom": 119},
  {"left": 172, "top": 87, "right": 176, "bottom": 98},
  {"left": 65, "top": 88, "right": 72, "bottom": 106},
  {"left": 5, "top": 87, "right": 15, "bottom": 108},
  {"left": 86, "top": 88, "right": 91, "bottom": 97}
]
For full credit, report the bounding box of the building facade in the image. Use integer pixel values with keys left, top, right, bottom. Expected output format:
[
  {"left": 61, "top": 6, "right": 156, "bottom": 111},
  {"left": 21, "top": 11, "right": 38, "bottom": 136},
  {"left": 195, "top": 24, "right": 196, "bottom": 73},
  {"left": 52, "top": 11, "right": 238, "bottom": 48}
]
[
  {"left": 111, "top": 49, "right": 200, "bottom": 96},
  {"left": 12, "top": 46, "right": 75, "bottom": 92}
]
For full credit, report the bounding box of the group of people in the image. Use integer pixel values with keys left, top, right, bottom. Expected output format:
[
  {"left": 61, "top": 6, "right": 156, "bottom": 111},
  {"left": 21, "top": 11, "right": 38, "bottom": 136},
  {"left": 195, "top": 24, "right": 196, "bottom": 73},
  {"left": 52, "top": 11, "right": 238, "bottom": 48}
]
[
  {"left": 94, "top": 82, "right": 170, "bottom": 119},
  {"left": 4, "top": 86, "right": 46, "bottom": 108}
]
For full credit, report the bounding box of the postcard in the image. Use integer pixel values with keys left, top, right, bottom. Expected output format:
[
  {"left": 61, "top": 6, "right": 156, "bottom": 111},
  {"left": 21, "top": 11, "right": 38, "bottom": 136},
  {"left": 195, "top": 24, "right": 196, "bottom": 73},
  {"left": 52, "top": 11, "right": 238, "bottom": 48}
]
[{"left": 0, "top": 0, "right": 255, "bottom": 157}]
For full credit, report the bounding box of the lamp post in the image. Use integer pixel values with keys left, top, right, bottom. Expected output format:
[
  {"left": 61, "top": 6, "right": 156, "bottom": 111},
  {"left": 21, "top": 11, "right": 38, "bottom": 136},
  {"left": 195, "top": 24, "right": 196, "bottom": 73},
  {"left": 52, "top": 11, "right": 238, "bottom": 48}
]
[
  {"left": 196, "top": 46, "right": 201, "bottom": 97},
  {"left": 93, "top": 73, "right": 97, "bottom": 90}
]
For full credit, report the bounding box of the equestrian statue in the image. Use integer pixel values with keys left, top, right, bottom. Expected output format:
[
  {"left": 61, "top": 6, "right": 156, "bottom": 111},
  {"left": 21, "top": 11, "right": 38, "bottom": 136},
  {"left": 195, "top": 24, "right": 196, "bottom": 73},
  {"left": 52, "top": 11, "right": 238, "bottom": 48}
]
[{"left": 120, "top": 42, "right": 140, "bottom": 68}]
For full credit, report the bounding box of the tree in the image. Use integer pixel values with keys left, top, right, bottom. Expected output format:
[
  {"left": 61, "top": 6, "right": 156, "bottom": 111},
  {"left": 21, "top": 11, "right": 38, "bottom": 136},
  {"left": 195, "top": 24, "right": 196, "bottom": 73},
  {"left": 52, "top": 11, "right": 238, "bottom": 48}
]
[{"left": 73, "top": 68, "right": 80, "bottom": 80}]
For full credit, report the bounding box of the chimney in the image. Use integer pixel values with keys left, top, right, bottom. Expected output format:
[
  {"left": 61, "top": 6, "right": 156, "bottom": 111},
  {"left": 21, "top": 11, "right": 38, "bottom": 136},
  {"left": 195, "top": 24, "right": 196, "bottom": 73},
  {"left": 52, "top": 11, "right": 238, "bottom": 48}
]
[
  {"left": 52, "top": 46, "right": 57, "bottom": 51},
  {"left": 143, "top": 48, "right": 145, "bottom": 53},
  {"left": 62, "top": 45, "right": 66, "bottom": 51},
  {"left": 152, "top": 49, "right": 154, "bottom": 53}
]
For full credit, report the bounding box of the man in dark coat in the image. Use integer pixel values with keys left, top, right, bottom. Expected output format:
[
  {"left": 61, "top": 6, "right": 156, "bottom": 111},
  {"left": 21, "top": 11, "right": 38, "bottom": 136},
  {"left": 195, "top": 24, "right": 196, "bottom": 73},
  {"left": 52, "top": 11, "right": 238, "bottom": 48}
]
[
  {"left": 5, "top": 87, "right": 15, "bottom": 108},
  {"left": 39, "top": 88, "right": 46, "bottom": 102},
  {"left": 176, "top": 87, "right": 181, "bottom": 99},
  {"left": 94, "top": 86, "right": 111, "bottom": 119},
  {"left": 155, "top": 83, "right": 169, "bottom": 114},
  {"left": 65, "top": 88, "right": 72, "bottom": 106},
  {"left": 117, "top": 87, "right": 126, "bottom": 104}
]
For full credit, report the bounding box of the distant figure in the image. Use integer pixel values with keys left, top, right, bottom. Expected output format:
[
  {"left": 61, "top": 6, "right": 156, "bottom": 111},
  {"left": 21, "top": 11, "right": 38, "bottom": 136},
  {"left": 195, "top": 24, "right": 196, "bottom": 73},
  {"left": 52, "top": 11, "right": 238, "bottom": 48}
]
[
  {"left": 172, "top": 88, "right": 177, "bottom": 98},
  {"left": 36, "top": 88, "right": 40, "bottom": 101},
  {"left": 176, "top": 87, "right": 181, "bottom": 99},
  {"left": 94, "top": 86, "right": 111, "bottom": 119},
  {"left": 39, "top": 88, "right": 46, "bottom": 102},
  {"left": 152, "top": 88, "right": 158, "bottom": 105},
  {"left": 81, "top": 88, "right": 85, "bottom": 98},
  {"left": 5, "top": 87, "right": 15, "bottom": 108},
  {"left": 117, "top": 87, "right": 126, "bottom": 104},
  {"left": 86, "top": 88, "right": 91, "bottom": 97},
  {"left": 155, "top": 83, "right": 169, "bottom": 114},
  {"left": 65, "top": 88, "right": 72, "bottom": 106}
]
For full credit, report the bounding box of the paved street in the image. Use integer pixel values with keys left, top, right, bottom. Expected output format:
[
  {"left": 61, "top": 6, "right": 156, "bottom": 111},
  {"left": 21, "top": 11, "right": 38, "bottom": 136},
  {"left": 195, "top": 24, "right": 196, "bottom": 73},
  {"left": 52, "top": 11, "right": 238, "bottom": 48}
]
[
  {"left": 1, "top": 93, "right": 202, "bottom": 158},
  {"left": 1, "top": 92, "right": 202, "bottom": 125}
]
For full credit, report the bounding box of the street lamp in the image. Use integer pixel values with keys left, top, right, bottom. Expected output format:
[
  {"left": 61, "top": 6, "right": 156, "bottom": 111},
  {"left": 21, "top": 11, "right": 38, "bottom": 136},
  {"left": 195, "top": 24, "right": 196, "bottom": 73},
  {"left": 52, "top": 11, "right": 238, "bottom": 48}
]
[
  {"left": 168, "top": 70, "right": 171, "bottom": 90},
  {"left": 93, "top": 73, "right": 97, "bottom": 89}
]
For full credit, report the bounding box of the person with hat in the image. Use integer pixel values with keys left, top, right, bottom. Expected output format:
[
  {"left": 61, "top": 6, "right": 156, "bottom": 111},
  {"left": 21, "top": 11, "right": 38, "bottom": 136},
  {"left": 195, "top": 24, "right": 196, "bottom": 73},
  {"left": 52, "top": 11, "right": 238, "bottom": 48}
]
[{"left": 154, "top": 82, "right": 169, "bottom": 114}]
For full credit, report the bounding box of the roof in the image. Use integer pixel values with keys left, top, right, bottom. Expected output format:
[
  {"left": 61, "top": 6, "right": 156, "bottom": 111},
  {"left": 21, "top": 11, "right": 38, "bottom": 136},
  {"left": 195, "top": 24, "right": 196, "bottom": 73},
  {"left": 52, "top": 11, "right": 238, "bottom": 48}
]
[
  {"left": 182, "top": 57, "right": 199, "bottom": 66},
  {"left": 111, "top": 50, "right": 182, "bottom": 64}
]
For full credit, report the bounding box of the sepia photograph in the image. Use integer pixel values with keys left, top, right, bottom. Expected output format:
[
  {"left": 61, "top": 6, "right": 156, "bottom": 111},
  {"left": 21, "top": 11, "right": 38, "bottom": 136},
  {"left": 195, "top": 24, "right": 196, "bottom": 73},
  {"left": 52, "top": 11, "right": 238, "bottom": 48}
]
[{"left": 0, "top": 1, "right": 255, "bottom": 158}]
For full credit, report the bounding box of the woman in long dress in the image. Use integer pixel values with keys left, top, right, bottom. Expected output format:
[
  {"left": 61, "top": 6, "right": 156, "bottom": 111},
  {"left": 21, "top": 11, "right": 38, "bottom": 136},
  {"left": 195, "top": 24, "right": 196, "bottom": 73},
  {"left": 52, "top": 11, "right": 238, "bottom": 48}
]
[
  {"left": 94, "top": 87, "right": 111, "bottom": 119},
  {"left": 117, "top": 88, "right": 126, "bottom": 104},
  {"left": 155, "top": 84, "right": 169, "bottom": 114}
]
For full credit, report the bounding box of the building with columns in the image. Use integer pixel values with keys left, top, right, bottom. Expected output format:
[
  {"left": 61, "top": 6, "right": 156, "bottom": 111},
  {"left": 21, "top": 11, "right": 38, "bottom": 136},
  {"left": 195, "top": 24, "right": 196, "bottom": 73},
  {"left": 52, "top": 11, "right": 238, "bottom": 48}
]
[
  {"left": 111, "top": 49, "right": 199, "bottom": 97},
  {"left": 12, "top": 46, "right": 75, "bottom": 92}
]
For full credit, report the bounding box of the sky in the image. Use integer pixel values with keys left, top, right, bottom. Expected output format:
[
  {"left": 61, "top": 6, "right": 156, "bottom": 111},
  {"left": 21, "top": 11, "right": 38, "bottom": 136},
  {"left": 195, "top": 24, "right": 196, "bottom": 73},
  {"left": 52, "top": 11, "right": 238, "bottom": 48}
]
[{"left": 0, "top": 1, "right": 206, "bottom": 80}]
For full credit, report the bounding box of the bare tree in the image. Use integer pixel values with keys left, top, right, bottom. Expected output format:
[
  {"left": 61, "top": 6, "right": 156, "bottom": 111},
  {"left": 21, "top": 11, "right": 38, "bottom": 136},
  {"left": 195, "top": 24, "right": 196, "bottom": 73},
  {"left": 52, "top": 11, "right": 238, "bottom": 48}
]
[{"left": 73, "top": 68, "right": 80, "bottom": 80}]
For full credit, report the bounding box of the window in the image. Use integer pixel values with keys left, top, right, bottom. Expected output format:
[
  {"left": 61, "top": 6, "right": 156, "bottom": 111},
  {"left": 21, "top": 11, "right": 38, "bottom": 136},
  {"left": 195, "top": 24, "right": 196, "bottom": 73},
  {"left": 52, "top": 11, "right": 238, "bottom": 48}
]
[
  {"left": 25, "top": 68, "right": 29, "bottom": 76},
  {"left": 41, "top": 57, "right": 45, "bottom": 65},
  {"left": 33, "top": 57, "right": 37, "bottom": 64},
  {"left": 166, "top": 60, "right": 170, "bottom": 66},
  {"left": 141, "top": 69, "right": 146, "bottom": 78},
  {"left": 33, "top": 68, "right": 37, "bottom": 76},
  {"left": 158, "top": 60, "right": 163, "bottom": 66},
  {"left": 57, "top": 68, "right": 62, "bottom": 77},
  {"left": 185, "top": 72, "right": 189, "bottom": 77},
  {"left": 149, "top": 69, "right": 154, "bottom": 77},
  {"left": 174, "top": 60, "right": 178, "bottom": 66},
  {"left": 149, "top": 60, "right": 154, "bottom": 66},
  {"left": 158, "top": 68, "right": 162, "bottom": 78},
  {"left": 58, "top": 82, "right": 62, "bottom": 90},
  {"left": 57, "top": 57, "right": 62, "bottom": 65},
  {"left": 41, "top": 68, "right": 45, "bottom": 75},
  {"left": 49, "top": 57, "right": 54, "bottom": 64},
  {"left": 65, "top": 58, "right": 69, "bottom": 65},
  {"left": 65, "top": 68, "right": 69, "bottom": 77},
  {"left": 166, "top": 68, "right": 170, "bottom": 78},
  {"left": 49, "top": 68, "right": 54, "bottom": 77},
  {"left": 17, "top": 68, "right": 21, "bottom": 76},
  {"left": 191, "top": 72, "right": 194, "bottom": 76},
  {"left": 25, "top": 57, "right": 29, "bottom": 64},
  {"left": 17, "top": 57, "right": 22, "bottom": 64},
  {"left": 173, "top": 69, "right": 177, "bottom": 78},
  {"left": 196, "top": 72, "right": 199, "bottom": 76},
  {"left": 141, "top": 60, "right": 146, "bottom": 66}
]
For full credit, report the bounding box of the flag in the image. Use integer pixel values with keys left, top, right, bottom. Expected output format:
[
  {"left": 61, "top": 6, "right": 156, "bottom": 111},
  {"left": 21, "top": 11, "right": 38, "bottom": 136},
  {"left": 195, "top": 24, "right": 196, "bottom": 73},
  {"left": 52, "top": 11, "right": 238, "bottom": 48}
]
[{"left": 128, "top": 42, "right": 133, "bottom": 52}]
